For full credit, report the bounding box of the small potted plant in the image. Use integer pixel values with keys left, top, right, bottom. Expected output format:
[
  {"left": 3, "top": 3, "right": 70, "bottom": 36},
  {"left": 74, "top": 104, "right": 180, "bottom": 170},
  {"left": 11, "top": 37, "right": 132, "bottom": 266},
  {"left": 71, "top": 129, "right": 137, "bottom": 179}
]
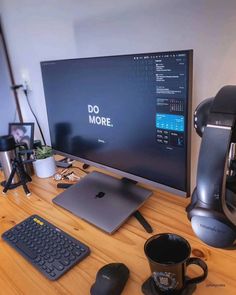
[{"left": 33, "top": 146, "right": 56, "bottom": 178}]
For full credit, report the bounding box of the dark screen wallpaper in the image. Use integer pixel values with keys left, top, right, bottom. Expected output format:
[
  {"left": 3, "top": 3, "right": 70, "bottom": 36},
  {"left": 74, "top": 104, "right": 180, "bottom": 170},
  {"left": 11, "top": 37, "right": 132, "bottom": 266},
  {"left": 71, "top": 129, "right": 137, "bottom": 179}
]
[{"left": 41, "top": 51, "right": 192, "bottom": 192}]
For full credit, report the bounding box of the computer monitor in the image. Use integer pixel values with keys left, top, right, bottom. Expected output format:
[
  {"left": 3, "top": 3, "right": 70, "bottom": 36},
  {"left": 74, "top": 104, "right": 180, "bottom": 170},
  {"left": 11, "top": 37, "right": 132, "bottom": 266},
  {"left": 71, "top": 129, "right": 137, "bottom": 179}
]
[{"left": 41, "top": 50, "right": 193, "bottom": 233}]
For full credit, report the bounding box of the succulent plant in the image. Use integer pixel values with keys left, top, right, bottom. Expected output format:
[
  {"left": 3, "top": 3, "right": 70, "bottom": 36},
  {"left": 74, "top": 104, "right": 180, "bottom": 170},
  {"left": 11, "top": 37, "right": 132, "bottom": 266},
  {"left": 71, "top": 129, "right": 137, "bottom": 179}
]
[{"left": 35, "top": 146, "right": 53, "bottom": 160}]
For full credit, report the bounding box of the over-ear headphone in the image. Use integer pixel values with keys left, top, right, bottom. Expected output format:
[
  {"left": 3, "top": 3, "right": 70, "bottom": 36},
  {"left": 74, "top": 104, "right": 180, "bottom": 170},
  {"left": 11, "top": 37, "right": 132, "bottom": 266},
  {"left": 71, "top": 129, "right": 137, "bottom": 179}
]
[{"left": 187, "top": 85, "right": 236, "bottom": 248}]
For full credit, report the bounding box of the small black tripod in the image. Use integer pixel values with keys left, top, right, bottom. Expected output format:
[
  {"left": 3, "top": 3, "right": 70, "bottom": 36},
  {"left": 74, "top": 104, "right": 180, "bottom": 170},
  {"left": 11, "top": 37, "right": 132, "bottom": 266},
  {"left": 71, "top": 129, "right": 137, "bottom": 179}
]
[{"left": 2, "top": 150, "right": 32, "bottom": 197}]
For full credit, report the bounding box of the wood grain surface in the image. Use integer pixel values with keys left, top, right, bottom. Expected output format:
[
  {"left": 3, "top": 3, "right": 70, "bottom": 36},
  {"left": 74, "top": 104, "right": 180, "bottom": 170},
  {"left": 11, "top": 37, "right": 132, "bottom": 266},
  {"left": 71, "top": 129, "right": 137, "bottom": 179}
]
[{"left": 0, "top": 163, "right": 235, "bottom": 295}]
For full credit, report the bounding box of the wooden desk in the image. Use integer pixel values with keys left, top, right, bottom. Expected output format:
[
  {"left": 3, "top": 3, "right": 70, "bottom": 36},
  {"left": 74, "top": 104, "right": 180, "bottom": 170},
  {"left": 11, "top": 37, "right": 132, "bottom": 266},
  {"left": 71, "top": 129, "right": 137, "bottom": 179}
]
[{"left": 0, "top": 164, "right": 235, "bottom": 295}]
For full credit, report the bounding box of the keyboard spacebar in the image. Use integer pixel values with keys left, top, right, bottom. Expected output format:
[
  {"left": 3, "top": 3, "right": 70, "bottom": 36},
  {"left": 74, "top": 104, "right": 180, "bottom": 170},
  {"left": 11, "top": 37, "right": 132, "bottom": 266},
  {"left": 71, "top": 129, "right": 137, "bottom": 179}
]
[{"left": 15, "top": 241, "right": 37, "bottom": 260}]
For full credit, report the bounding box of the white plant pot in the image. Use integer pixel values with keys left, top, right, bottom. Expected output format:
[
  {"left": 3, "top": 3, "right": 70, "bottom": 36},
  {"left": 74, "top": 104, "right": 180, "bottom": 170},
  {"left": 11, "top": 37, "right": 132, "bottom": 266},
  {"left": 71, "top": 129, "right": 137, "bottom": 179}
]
[{"left": 33, "top": 156, "right": 56, "bottom": 178}]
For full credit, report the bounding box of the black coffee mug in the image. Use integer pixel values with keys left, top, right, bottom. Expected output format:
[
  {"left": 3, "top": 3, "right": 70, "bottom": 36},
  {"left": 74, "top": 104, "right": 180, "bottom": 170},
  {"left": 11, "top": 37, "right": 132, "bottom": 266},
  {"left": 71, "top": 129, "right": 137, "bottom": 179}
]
[{"left": 144, "top": 233, "right": 208, "bottom": 293}]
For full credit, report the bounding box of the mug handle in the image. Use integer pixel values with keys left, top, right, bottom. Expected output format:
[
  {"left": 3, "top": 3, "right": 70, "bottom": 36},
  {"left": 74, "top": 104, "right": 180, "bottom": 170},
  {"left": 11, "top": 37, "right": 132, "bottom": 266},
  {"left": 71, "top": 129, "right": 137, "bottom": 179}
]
[{"left": 186, "top": 257, "right": 208, "bottom": 285}]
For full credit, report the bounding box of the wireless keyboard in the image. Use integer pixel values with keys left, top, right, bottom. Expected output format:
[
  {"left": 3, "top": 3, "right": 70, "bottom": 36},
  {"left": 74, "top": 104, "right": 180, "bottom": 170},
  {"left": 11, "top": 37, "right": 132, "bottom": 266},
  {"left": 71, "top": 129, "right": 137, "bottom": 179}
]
[{"left": 2, "top": 215, "right": 90, "bottom": 280}]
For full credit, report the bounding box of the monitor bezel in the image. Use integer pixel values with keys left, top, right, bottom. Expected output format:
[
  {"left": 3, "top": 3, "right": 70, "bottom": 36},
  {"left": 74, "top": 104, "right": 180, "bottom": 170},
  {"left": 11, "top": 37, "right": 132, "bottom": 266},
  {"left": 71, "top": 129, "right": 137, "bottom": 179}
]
[{"left": 42, "top": 49, "right": 193, "bottom": 197}]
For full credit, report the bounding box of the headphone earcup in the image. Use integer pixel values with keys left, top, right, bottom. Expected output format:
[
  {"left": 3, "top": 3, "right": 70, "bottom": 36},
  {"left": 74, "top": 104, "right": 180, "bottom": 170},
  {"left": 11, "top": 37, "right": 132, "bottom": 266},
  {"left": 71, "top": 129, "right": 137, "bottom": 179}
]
[
  {"left": 189, "top": 207, "right": 236, "bottom": 248},
  {"left": 194, "top": 97, "right": 214, "bottom": 137}
]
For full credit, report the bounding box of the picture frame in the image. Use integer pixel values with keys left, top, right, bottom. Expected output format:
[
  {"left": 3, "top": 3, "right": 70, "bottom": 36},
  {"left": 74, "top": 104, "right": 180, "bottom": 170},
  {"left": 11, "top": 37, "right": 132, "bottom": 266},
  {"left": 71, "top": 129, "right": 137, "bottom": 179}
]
[{"left": 9, "top": 122, "right": 34, "bottom": 149}]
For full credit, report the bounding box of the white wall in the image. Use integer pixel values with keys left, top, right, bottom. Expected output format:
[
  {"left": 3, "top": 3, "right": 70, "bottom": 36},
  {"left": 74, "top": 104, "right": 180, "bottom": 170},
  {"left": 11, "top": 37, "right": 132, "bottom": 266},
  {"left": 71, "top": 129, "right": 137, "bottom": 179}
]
[
  {"left": 0, "top": 0, "right": 236, "bottom": 189},
  {"left": 0, "top": 33, "right": 18, "bottom": 135}
]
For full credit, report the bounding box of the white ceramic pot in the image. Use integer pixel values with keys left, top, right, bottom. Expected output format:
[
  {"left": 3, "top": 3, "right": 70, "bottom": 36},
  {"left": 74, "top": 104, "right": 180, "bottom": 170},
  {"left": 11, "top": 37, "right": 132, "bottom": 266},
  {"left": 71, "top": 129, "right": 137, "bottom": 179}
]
[{"left": 33, "top": 156, "right": 56, "bottom": 178}]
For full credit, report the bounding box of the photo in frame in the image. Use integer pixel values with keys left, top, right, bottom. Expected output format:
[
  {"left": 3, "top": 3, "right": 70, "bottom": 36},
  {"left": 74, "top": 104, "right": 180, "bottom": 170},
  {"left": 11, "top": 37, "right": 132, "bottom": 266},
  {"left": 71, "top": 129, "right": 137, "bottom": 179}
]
[{"left": 9, "top": 122, "right": 34, "bottom": 149}]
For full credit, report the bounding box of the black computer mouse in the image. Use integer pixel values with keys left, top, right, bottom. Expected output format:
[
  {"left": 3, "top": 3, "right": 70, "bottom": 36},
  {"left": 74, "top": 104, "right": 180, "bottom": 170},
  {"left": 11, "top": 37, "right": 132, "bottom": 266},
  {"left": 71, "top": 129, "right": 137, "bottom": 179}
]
[{"left": 90, "top": 262, "right": 129, "bottom": 295}]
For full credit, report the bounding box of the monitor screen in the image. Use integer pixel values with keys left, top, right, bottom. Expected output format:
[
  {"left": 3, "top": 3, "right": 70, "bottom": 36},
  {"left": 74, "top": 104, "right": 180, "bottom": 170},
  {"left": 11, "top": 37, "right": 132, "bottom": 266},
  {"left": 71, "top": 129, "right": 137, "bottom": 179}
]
[{"left": 41, "top": 50, "right": 192, "bottom": 196}]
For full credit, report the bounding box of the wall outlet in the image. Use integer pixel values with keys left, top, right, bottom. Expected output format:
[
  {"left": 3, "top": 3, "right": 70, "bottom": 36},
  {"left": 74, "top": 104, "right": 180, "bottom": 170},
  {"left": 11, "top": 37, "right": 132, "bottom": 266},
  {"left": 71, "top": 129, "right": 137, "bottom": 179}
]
[{"left": 21, "top": 69, "right": 31, "bottom": 92}]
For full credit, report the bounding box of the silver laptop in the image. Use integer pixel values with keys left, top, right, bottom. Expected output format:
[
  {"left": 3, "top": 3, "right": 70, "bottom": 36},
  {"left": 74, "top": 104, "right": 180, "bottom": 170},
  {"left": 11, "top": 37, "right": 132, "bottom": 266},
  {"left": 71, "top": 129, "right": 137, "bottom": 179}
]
[{"left": 53, "top": 171, "right": 152, "bottom": 234}]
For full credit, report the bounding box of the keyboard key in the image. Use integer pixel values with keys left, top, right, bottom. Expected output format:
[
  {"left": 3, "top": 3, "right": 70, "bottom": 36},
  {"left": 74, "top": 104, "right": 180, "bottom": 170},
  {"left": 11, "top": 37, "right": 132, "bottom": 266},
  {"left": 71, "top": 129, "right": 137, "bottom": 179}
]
[
  {"left": 44, "top": 254, "right": 50, "bottom": 260},
  {"left": 41, "top": 251, "right": 46, "bottom": 257},
  {"left": 73, "top": 249, "right": 81, "bottom": 257},
  {"left": 51, "top": 250, "right": 57, "bottom": 257},
  {"left": 64, "top": 251, "right": 70, "bottom": 257},
  {"left": 48, "top": 257, "right": 54, "bottom": 263},
  {"left": 69, "top": 255, "right": 76, "bottom": 261},
  {"left": 60, "top": 248, "right": 66, "bottom": 254},
  {"left": 56, "top": 245, "right": 61, "bottom": 251},
  {"left": 39, "top": 260, "right": 45, "bottom": 266},
  {"left": 53, "top": 261, "right": 64, "bottom": 271},
  {"left": 35, "top": 256, "right": 41, "bottom": 263},
  {"left": 55, "top": 253, "right": 61, "bottom": 260},
  {"left": 45, "top": 263, "right": 54, "bottom": 271},
  {"left": 60, "top": 259, "right": 70, "bottom": 266},
  {"left": 68, "top": 245, "right": 73, "bottom": 251}
]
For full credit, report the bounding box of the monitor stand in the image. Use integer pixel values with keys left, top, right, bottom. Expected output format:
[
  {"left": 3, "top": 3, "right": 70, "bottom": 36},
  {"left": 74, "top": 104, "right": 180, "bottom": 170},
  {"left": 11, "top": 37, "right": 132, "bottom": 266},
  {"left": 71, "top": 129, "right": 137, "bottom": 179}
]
[{"left": 53, "top": 171, "right": 153, "bottom": 234}]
